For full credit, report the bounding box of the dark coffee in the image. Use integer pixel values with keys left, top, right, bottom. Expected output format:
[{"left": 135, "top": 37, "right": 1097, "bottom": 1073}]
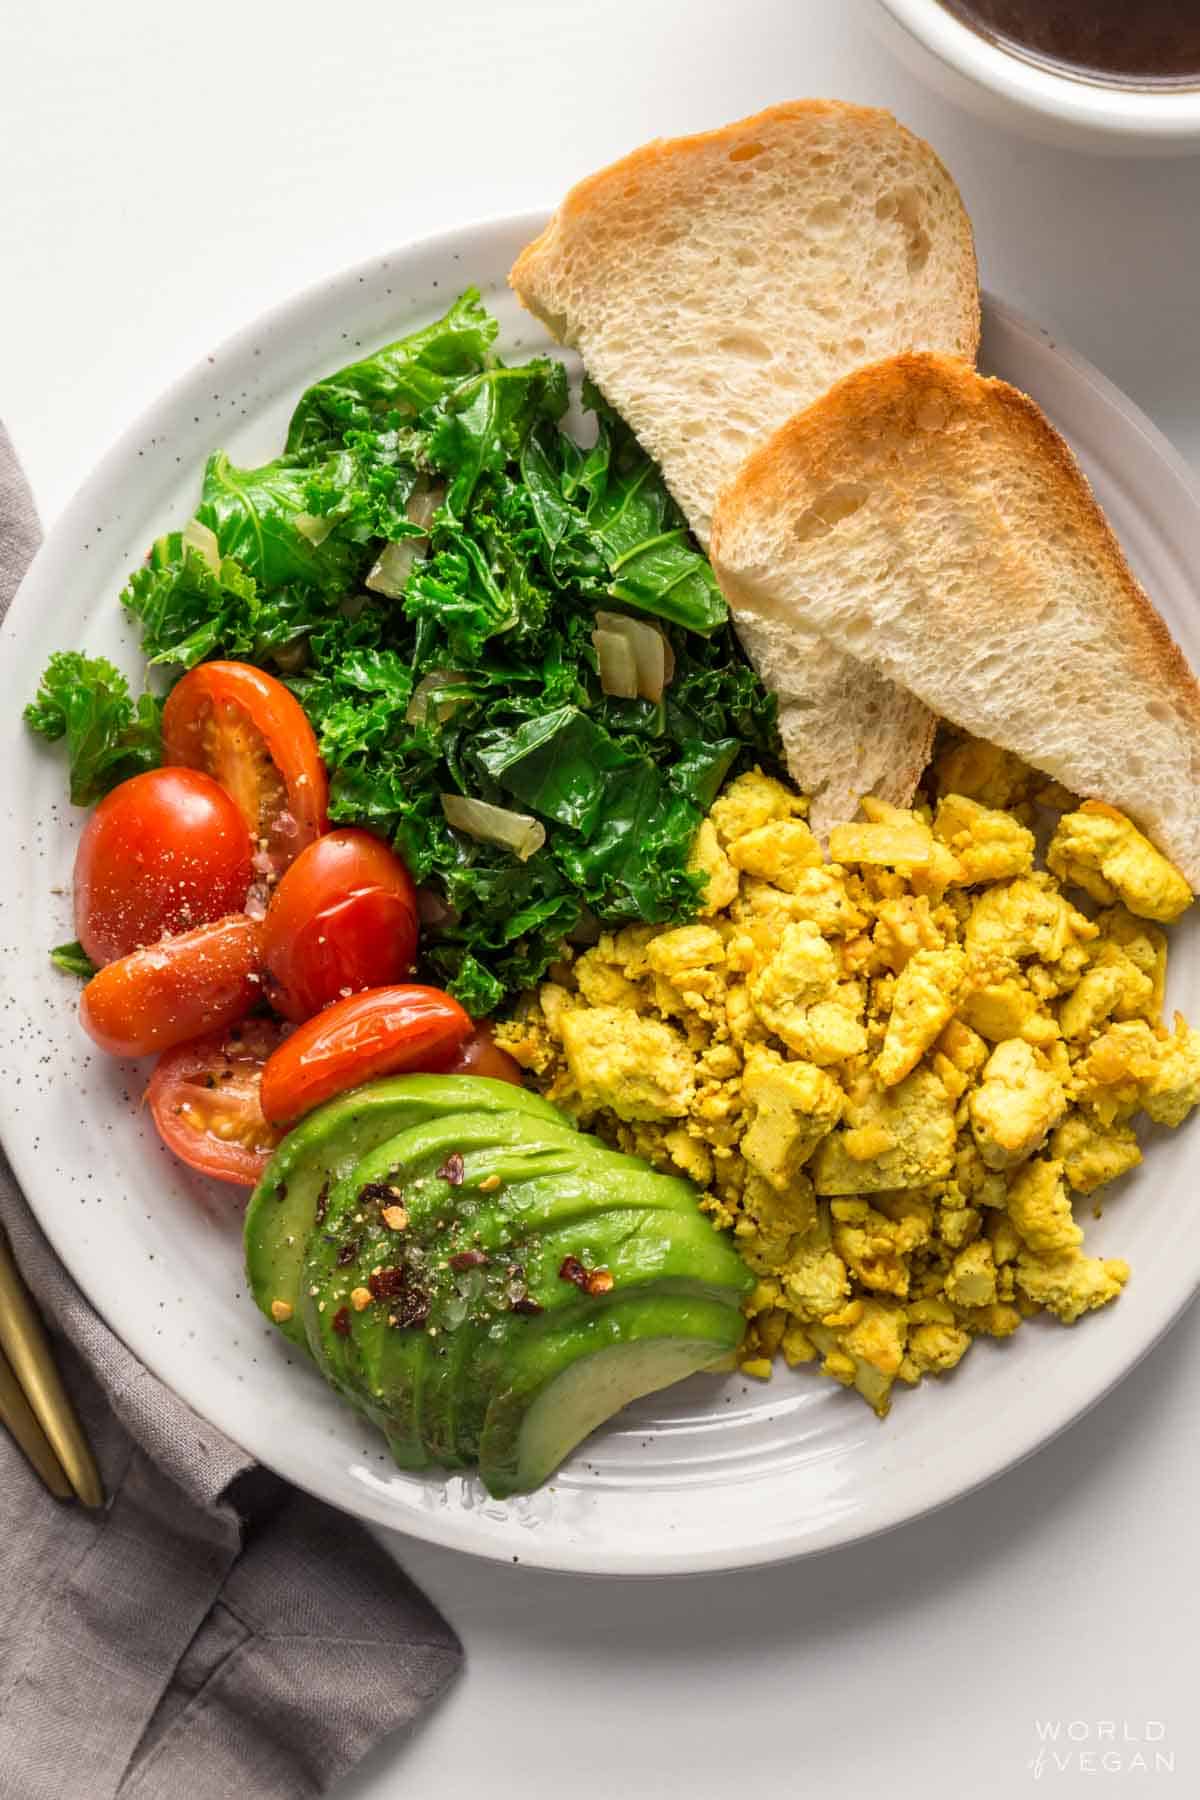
[{"left": 940, "top": 0, "right": 1200, "bottom": 87}]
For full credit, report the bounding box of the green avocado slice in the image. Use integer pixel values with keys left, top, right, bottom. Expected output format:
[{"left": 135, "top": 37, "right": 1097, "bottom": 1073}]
[
  {"left": 478, "top": 1293, "right": 743, "bottom": 1499},
  {"left": 418, "top": 1323, "right": 482, "bottom": 1471},
  {"left": 302, "top": 1111, "right": 750, "bottom": 1477},
  {"left": 299, "top": 1211, "right": 438, "bottom": 1470},
  {"left": 244, "top": 1075, "right": 565, "bottom": 1347},
  {"left": 344, "top": 1283, "right": 435, "bottom": 1472}
]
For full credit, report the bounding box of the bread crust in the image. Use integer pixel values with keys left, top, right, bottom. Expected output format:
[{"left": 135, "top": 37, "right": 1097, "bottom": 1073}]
[{"left": 511, "top": 100, "right": 981, "bottom": 364}]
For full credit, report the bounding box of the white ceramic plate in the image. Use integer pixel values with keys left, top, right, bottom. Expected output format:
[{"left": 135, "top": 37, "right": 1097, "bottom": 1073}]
[{"left": 2, "top": 216, "right": 1199, "bottom": 1576}]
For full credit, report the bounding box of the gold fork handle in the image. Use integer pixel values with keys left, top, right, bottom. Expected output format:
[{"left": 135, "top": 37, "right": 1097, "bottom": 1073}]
[
  {"left": 0, "top": 1231, "right": 104, "bottom": 1508},
  {"left": 0, "top": 1344, "right": 73, "bottom": 1499}
]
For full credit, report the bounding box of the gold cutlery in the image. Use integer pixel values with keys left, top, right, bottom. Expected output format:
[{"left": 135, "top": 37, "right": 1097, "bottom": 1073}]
[{"left": 0, "top": 1229, "right": 103, "bottom": 1507}]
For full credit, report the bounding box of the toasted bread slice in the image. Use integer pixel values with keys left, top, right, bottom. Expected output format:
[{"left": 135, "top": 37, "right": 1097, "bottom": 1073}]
[
  {"left": 710, "top": 352, "right": 1200, "bottom": 887},
  {"left": 511, "top": 100, "right": 979, "bottom": 831}
]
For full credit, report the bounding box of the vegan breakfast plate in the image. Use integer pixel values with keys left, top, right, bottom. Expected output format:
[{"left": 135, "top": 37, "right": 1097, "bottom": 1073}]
[{"left": 2, "top": 217, "right": 1200, "bottom": 1570}]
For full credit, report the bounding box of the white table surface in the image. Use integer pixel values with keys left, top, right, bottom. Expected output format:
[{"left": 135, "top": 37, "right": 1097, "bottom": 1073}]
[{"left": 3, "top": 2, "right": 1198, "bottom": 1794}]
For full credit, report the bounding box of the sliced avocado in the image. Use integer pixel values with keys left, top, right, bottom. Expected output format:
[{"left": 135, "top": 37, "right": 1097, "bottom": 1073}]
[
  {"left": 296, "top": 1111, "right": 615, "bottom": 1450},
  {"left": 274, "top": 1094, "right": 751, "bottom": 1493},
  {"left": 298, "top": 1188, "right": 437, "bottom": 1470},
  {"left": 245, "top": 1075, "right": 564, "bottom": 1346},
  {"left": 301, "top": 1110, "right": 750, "bottom": 1479},
  {"left": 478, "top": 1293, "right": 743, "bottom": 1499},
  {"left": 304, "top": 1267, "right": 436, "bottom": 1473}
]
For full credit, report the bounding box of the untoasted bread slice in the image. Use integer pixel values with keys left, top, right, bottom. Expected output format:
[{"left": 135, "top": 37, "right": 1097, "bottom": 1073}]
[
  {"left": 710, "top": 353, "right": 1200, "bottom": 887},
  {"left": 738, "top": 617, "right": 938, "bottom": 835},
  {"left": 511, "top": 99, "right": 979, "bottom": 833}
]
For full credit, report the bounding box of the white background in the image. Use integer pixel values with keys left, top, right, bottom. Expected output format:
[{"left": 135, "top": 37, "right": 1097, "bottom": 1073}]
[{"left": 2, "top": 1, "right": 1198, "bottom": 1794}]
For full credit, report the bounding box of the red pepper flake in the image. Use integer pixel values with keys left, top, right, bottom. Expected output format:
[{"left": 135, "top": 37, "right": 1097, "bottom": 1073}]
[
  {"left": 449, "top": 1249, "right": 489, "bottom": 1271},
  {"left": 558, "top": 1256, "right": 613, "bottom": 1296},
  {"left": 437, "top": 1152, "right": 466, "bottom": 1186},
  {"left": 511, "top": 1295, "right": 544, "bottom": 1316},
  {"left": 331, "top": 1306, "right": 351, "bottom": 1337},
  {"left": 368, "top": 1267, "right": 408, "bottom": 1300},
  {"left": 336, "top": 1239, "right": 360, "bottom": 1267}
]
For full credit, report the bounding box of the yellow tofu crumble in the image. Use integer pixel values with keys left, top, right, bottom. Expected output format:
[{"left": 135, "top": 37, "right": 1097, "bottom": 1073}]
[{"left": 496, "top": 736, "right": 1198, "bottom": 1419}]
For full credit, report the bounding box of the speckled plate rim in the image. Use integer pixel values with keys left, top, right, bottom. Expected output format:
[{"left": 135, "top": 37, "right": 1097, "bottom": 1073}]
[{"left": 1, "top": 214, "right": 1199, "bottom": 1576}]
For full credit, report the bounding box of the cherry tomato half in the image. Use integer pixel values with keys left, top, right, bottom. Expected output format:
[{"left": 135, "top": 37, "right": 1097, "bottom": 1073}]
[
  {"left": 162, "top": 661, "right": 328, "bottom": 874},
  {"left": 80, "top": 914, "right": 264, "bottom": 1058},
  {"left": 260, "top": 985, "right": 471, "bottom": 1127},
  {"left": 261, "top": 828, "right": 419, "bottom": 1023},
  {"left": 73, "top": 767, "right": 253, "bottom": 967},
  {"left": 147, "top": 1017, "right": 285, "bottom": 1187},
  {"left": 444, "top": 1024, "right": 525, "bottom": 1087}
]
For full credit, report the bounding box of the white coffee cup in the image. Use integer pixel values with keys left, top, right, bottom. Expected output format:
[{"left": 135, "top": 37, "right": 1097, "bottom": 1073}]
[{"left": 872, "top": 0, "right": 1200, "bottom": 154}]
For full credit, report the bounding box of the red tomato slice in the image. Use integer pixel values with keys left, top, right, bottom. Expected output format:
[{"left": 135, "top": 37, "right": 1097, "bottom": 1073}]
[
  {"left": 147, "top": 1018, "right": 286, "bottom": 1187},
  {"left": 162, "top": 661, "right": 328, "bottom": 874},
  {"left": 444, "top": 1024, "right": 525, "bottom": 1087},
  {"left": 261, "top": 828, "right": 419, "bottom": 1023},
  {"left": 260, "top": 985, "right": 471, "bottom": 1127},
  {"left": 74, "top": 767, "right": 253, "bottom": 966},
  {"left": 80, "top": 914, "right": 265, "bottom": 1058}
]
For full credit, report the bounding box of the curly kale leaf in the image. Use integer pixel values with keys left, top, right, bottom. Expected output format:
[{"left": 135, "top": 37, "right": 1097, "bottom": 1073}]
[
  {"left": 121, "top": 536, "right": 264, "bottom": 668},
  {"left": 428, "top": 359, "right": 568, "bottom": 519},
  {"left": 285, "top": 289, "right": 498, "bottom": 457},
  {"left": 24, "top": 652, "right": 162, "bottom": 805}
]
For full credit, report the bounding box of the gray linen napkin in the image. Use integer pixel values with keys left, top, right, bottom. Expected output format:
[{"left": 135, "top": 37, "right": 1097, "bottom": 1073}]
[{"left": 0, "top": 422, "right": 462, "bottom": 1800}]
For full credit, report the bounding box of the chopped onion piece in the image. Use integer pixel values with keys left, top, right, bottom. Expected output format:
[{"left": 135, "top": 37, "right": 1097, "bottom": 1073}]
[
  {"left": 182, "top": 517, "right": 221, "bottom": 574},
  {"left": 592, "top": 628, "right": 639, "bottom": 699},
  {"left": 294, "top": 511, "right": 335, "bottom": 547},
  {"left": 594, "top": 610, "right": 670, "bottom": 703},
  {"left": 364, "top": 484, "right": 445, "bottom": 598},
  {"left": 406, "top": 481, "right": 445, "bottom": 531},
  {"left": 405, "top": 670, "right": 470, "bottom": 726},
  {"left": 365, "top": 537, "right": 423, "bottom": 598},
  {"left": 441, "top": 794, "right": 546, "bottom": 862}
]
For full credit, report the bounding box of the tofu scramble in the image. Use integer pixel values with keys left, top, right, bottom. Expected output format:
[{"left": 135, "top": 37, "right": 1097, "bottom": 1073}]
[{"left": 496, "top": 737, "right": 1200, "bottom": 1417}]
